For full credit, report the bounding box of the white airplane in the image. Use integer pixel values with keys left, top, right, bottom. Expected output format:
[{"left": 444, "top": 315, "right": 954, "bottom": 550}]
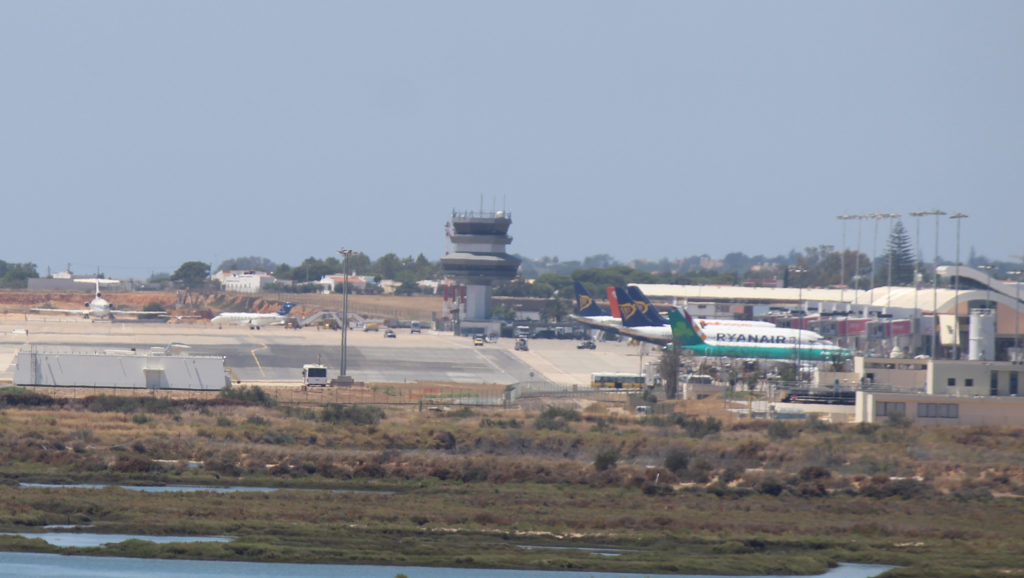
[
  {"left": 31, "top": 278, "right": 163, "bottom": 320},
  {"left": 576, "top": 286, "right": 835, "bottom": 349},
  {"left": 210, "top": 302, "right": 297, "bottom": 329}
]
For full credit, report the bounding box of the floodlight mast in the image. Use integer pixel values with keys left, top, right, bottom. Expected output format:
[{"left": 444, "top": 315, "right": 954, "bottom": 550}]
[{"left": 337, "top": 248, "right": 354, "bottom": 379}]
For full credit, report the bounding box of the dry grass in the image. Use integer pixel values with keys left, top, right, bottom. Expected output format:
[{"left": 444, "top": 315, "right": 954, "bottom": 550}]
[{"left": 2, "top": 387, "right": 1024, "bottom": 574}]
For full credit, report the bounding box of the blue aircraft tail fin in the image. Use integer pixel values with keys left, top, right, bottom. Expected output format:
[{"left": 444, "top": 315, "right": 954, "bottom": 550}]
[
  {"left": 573, "top": 281, "right": 608, "bottom": 316},
  {"left": 626, "top": 286, "right": 667, "bottom": 325},
  {"left": 278, "top": 302, "right": 296, "bottom": 316},
  {"left": 614, "top": 287, "right": 655, "bottom": 328}
]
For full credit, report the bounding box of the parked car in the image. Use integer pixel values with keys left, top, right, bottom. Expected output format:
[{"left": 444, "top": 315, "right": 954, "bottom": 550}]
[
  {"left": 384, "top": 329, "right": 396, "bottom": 338},
  {"left": 473, "top": 335, "right": 485, "bottom": 346},
  {"left": 577, "top": 340, "right": 596, "bottom": 350}
]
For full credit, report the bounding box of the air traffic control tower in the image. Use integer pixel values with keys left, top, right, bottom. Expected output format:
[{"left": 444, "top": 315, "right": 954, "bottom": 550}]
[{"left": 441, "top": 210, "right": 521, "bottom": 334}]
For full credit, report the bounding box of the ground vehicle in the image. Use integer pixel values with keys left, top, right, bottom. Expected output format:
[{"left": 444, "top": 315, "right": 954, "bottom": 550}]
[
  {"left": 682, "top": 374, "right": 714, "bottom": 386},
  {"left": 473, "top": 335, "right": 485, "bottom": 346},
  {"left": 590, "top": 372, "right": 645, "bottom": 389},
  {"left": 577, "top": 340, "right": 596, "bottom": 350},
  {"left": 514, "top": 338, "right": 529, "bottom": 351},
  {"left": 301, "top": 364, "right": 329, "bottom": 387},
  {"left": 384, "top": 329, "right": 396, "bottom": 338},
  {"left": 410, "top": 321, "right": 421, "bottom": 334}
]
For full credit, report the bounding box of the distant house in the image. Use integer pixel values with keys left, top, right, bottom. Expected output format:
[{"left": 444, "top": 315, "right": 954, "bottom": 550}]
[
  {"left": 213, "top": 270, "right": 276, "bottom": 294},
  {"left": 318, "top": 274, "right": 373, "bottom": 294}
]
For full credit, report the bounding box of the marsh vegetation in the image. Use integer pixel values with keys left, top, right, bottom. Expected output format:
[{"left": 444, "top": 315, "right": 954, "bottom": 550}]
[{"left": 0, "top": 386, "right": 1021, "bottom": 576}]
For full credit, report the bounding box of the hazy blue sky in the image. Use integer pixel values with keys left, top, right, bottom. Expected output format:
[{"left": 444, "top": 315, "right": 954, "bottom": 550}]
[{"left": 3, "top": 2, "right": 1022, "bottom": 278}]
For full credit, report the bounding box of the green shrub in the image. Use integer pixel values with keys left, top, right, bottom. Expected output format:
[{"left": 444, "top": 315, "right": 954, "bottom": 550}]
[
  {"left": 664, "top": 449, "right": 690, "bottom": 474},
  {"left": 445, "top": 407, "right": 474, "bottom": 418},
  {"left": 534, "top": 407, "right": 582, "bottom": 431},
  {"left": 757, "top": 477, "right": 784, "bottom": 496},
  {"left": 685, "top": 416, "right": 722, "bottom": 439},
  {"left": 259, "top": 431, "right": 295, "bottom": 445},
  {"left": 84, "top": 395, "right": 176, "bottom": 415},
  {"left": 320, "top": 404, "right": 385, "bottom": 425},
  {"left": 594, "top": 449, "right": 620, "bottom": 472},
  {"left": 0, "top": 387, "right": 56, "bottom": 408},
  {"left": 132, "top": 413, "right": 151, "bottom": 425},
  {"left": 220, "top": 385, "right": 276, "bottom": 407},
  {"left": 798, "top": 466, "right": 832, "bottom": 481},
  {"left": 768, "top": 420, "right": 795, "bottom": 440}
]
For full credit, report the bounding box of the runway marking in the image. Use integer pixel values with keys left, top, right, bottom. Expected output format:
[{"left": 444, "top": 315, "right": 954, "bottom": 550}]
[{"left": 251, "top": 341, "right": 269, "bottom": 378}]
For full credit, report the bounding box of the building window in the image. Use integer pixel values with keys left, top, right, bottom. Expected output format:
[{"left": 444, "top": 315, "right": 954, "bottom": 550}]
[
  {"left": 876, "top": 402, "right": 906, "bottom": 417},
  {"left": 1011, "top": 372, "right": 1019, "bottom": 396},
  {"left": 991, "top": 371, "right": 999, "bottom": 396},
  {"left": 948, "top": 378, "right": 957, "bottom": 387},
  {"left": 917, "top": 403, "right": 959, "bottom": 419},
  {"left": 965, "top": 378, "right": 973, "bottom": 387}
]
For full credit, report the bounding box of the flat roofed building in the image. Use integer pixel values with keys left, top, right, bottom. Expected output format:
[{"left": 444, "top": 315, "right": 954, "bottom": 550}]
[{"left": 856, "top": 391, "right": 1024, "bottom": 427}]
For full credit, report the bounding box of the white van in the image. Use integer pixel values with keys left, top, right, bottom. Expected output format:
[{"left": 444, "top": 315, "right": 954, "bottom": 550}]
[{"left": 302, "top": 364, "right": 329, "bottom": 387}]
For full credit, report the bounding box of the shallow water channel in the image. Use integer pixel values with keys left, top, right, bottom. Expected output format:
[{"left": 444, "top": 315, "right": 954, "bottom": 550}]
[{"left": 0, "top": 553, "right": 896, "bottom": 578}]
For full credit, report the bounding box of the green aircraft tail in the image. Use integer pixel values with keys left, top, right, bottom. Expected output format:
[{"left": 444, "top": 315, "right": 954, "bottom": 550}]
[{"left": 666, "top": 308, "right": 705, "bottom": 347}]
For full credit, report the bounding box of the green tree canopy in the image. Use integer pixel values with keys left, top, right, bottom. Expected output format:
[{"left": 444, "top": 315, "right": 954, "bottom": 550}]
[
  {"left": 883, "top": 220, "right": 917, "bottom": 286},
  {"left": 0, "top": 261, "right": 38, "bottom": 288},
  {"left": 215, "top": 256, "right": 277, "bottom": 273},
  {"left": 171, "top": 261, "right": 211, "bottom": 291}
]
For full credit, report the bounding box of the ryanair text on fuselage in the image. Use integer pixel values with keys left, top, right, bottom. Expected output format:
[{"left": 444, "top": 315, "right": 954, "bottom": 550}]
[{"left": 713, "top": 332, "right": 795, "bottom": 344}]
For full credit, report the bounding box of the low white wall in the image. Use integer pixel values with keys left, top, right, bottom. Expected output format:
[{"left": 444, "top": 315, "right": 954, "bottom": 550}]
[{"left": 14, "top": 349, "right": 227, "bottom": 390}]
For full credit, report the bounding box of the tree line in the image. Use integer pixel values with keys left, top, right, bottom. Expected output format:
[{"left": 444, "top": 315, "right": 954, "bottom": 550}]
[{"left": 7, "top": 218, "right": 1020, "bottom": 292}]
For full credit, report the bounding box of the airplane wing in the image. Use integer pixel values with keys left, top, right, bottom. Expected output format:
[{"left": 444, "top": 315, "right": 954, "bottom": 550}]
[
  {"left": 30, "top": 307, "right": 91, "bottom": 315},
  {"left": 108, "top": 309, "right": 169, "bottom": 316}
]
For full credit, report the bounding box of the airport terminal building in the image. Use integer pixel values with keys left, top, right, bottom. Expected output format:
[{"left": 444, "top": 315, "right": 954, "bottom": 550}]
[{"left": 635, "top": 265, "right": 1024, "bottom": 363}]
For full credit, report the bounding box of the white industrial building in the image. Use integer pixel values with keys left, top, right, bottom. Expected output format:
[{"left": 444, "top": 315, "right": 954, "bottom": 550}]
[
  {"left": 213, "top": 270, "right": 276, "bottom": 294},
  {"left": 14, "top": 345, "right": 228, "bottom": 390}
]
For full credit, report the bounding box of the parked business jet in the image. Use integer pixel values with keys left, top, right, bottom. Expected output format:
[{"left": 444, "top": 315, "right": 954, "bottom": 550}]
[
  {"left": 210, "top": 302, "right": 296, "bottom": 329},
  {"left": 31, "top": 278, "right": 161, "bottom": 320}
]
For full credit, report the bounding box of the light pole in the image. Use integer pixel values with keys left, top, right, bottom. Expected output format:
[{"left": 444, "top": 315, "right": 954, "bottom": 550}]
[
  {"left": 854, "top": 214, "right": 867, "bottom": 310},
  {"left": 337, "top": 248, "right": 353, "bottom": 379},
  {"left": 869, "top": 213, "right": 886, "bottom": 311},
  {"left": 950, "top": 213, "right": 968, "bottom": 360},
  {"left": 837, "top": 215, "right": 856, "bottom": 304},
  {"left": 909, "top": 211, "right": 929, "bottom": 355},
  {"left": 1011, "top": 267, "right": 1023, "bottom": 362},
  {"left": 977, "top": 265, "right": 994, "bottom": 307},
  {"left": 929, "top": 210, "right": 946, "bottom": 357},
  {"left": 885, "top": 213, "right": 900, "bottom": 310},
  {"left": 790, "top": 266, "right": 806, "bottom": 382}
]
